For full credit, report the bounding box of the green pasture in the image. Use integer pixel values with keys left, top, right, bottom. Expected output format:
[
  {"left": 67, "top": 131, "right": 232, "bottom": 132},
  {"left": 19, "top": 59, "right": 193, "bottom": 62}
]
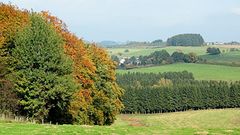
[
  {"left": 201, "top": 51, "right": 240, "bottom": 65},
  {"left": 108, "top": 45, "right": 240, "bottom": 57},
  {"left": 1, "top": 109, "right": 240, "bottom": 135},
  {"left": 108, "top": 46, "right": 208, "bottom": 57},
  {"left": 117, "top": 63, "right": 240, "bottom": 81}
]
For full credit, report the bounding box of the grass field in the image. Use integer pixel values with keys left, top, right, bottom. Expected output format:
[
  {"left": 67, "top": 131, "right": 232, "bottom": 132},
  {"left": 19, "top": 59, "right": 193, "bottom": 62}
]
[
  {"left": 201, "top": 51, "right": 240, "bottom": 65},
  {"left": 108, "top": 46, "right": 208, "bottom": 57},
  {"left": 117, "top": 63, "right": 240, "bottom": 81},
  {"left": 109, "top": 45, "right": 240, "bottom": 68},
  {"left": 108, "top": 45, "right": 240, "bottom": 57},
  {"left": 1, "top": 109, "right": 240, "bottom": 135}
]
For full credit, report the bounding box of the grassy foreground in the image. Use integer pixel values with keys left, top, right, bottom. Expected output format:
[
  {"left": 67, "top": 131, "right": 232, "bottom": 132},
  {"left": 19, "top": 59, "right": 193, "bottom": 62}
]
[
  {"left": 1, "top": 109, "right": 240, "bottom": 135},
  {"left": 117, "top": 63, "right": 240, "bottom": 81}
]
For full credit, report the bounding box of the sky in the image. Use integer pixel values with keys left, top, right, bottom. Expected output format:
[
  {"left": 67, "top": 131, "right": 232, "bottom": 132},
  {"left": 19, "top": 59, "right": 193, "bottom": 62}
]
[{"left": 1, "top": 0, "right": 240, "bottom": 42}]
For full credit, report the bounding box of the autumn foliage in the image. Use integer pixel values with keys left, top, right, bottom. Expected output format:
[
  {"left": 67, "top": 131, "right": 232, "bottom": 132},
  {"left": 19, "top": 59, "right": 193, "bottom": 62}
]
[
  {"left": 0, "top": 3, "right": 123, "bottom": 125},
  {"left": 0, "top": 3, "right": 29, "bottom": 48}
]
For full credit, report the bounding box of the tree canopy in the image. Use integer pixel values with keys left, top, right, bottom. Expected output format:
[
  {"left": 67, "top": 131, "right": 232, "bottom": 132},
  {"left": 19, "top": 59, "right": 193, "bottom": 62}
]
[
  {"left": 167, "top": 34, "right": 204, "bottom": 46},
  {"left": 206, "top": 47, "right": 221, "bottom": 55},
  {"left": 117, "top": 72, "right": 240, "bottom": 114},
  {"left": 0, "top": 3, "right": 123, "bottom": 125}
]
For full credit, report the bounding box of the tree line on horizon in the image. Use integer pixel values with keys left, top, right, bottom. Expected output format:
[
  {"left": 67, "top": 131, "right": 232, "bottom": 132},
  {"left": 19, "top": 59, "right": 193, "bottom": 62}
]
[
  {"left": 102, "top": 33, "right": 205, "bottom": 48},
  {"left": 0, "top": 3, "right": 123, "bottom": 125},
  {"left": 112, "top": 50, "right": 201, "bottom": 69}
]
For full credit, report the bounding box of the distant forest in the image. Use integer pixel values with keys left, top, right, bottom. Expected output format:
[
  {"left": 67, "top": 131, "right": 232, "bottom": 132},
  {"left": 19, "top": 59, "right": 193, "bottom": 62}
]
[
  {"left": 99, "top": 33, "right": 205, "bottom": 48},
  {"left": 112, "top": 50, "right": 201, "bottom": 69},
  {"left": 167, "top": 34, "right": 204, "bottom": 46}
]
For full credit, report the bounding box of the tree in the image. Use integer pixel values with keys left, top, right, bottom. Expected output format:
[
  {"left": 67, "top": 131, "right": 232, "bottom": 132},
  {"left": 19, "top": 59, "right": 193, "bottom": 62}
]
[
  {"left": 152, "top": 39, "right": 163, "bottom": 43},
  {"left": 152, "top": 78, "right": 173, "bottom": 88},
  {"left": 10, "top": 14, "right": 77, "bottom": 123},
  {"left": 124, "top": 49, "right": 129, "bottom": 53},
  {"left": 188, "top": 52, "right": 198, "bottom": 63},
  {"left": 111, "top": 55, "right": 120, "bottom": 64},
  {"left": 0, "top": 63, "right": 18, "bottom": 114},
  {"left": 87, "top": 45, "right": 124, "bottom": 125},
  {"left": 42, "top": 12, "right": 124, "bottom": 125},
  {"left": 167, "top": 34, "right": 204, "bottom": 46},
  {"left": 0, "top": 3, "right": 29, "bottom": 48},
  {"left": 0, "top": 3, "right": 124, "bottom": 125},
  {"left": 129, "top": 56, "right": 137, "bottom": 65},
  {"left": 0, "top": 2, "right": 29, "bottom": 116},
  {"left": 171, "top": 51, "right": 185, "bottom": 62},
  {"left": 206, "top": 47, "right": 221, "bottom": 55},
  {"left": 148, "top": 50, "right": 171, "bottom": 64},
  {"left": 118, "top": 72, "right": 238, "bottom": 114}
]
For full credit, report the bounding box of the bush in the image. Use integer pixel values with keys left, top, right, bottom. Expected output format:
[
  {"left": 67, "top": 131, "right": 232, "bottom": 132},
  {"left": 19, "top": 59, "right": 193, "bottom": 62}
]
[
  {"left": 206, "top": 47, "right": 221, "bottom": 55},
  {"left": 124, "top": 49, "right": 129, "bottom": 52},
  {"left": 171, "top": 51, "right": 185, "bottom": 62}
]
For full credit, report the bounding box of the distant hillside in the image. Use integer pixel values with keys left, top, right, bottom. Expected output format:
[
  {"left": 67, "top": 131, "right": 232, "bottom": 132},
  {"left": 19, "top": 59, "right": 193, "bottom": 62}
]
[
  {"left": 123, "top": 41, "right": 166, "bottom": 48},
  {"left": 105, "top": 40, "right": 166, "bottom": 48},
  {"left": 98, "top": 40, "right": 121, "bottom": 47}
]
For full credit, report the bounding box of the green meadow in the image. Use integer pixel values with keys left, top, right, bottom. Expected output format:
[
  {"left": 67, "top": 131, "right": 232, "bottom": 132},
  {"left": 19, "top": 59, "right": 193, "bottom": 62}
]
[
  {"left": 2, "top": 2, "right": 240, "bottom": 135},
  {"left": 108, "top": 45, "right": 240, "bottom": 57},
  {"left": 117, "top": 63, "right": 240, "bottom": 81},
  {"left": 108, "top": 46, "right": 209, "bottom": 57},
  {"left": 1, "top": 109, "right": 240, "bottom": 135},
  {"left": 109, "top": 46, "right": 240, "bottom": 67},
  {"left": 201, "top": 51, "right": 240, "bottom": 65}
]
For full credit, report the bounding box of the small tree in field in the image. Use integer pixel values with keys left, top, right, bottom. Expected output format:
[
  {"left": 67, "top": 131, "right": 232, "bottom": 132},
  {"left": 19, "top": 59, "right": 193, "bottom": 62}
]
[
  {"left": 124, "top": 49, "right": 129, "bottom": 53},
  {"left": 206, "top": 47, "right": 221, "bottom": 55}
]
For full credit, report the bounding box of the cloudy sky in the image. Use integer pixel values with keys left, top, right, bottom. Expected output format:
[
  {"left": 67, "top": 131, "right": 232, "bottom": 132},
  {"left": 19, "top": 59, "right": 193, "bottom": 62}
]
[{"left": 1, "top": 0, "right": 240, "bottom": 42}]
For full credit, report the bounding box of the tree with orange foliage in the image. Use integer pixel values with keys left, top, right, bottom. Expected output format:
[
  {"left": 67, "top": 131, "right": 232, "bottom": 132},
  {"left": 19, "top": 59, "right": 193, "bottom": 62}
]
[
  {"left": 87, "top": 45, "right": 124, "bottom": 125},
  {"left": 0, "top": 3, "right": 123, "bottom": 125},
  {"left": 0, "top": 3, "right": 29, "bottom": 48},
  {"left": 42, "top": 12, "right": 124, "bottom": 125},
  {"left": 0, "top": 3, "right": 29, "bottom": 115}
]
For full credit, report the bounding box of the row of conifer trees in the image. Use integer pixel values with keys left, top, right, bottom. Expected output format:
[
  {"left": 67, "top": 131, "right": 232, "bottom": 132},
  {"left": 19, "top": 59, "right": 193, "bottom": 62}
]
[{"left": 117, "top": 72, "right": 240, "bottom": 113}]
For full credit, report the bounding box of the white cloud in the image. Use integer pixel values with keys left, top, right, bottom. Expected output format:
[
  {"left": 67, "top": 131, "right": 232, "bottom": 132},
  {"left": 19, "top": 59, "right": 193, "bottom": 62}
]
[
  {"left": 231, "top": 7, "right": 240, "bottom": 15},
  {"left": 1, "top": 0, "right": 240, "bottom": 41}
]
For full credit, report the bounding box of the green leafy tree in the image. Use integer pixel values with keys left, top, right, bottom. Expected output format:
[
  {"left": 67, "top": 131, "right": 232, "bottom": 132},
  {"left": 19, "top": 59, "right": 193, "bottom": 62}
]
[
  {"left": 151, "top": 39, "right": 163, "bottom": 44},
  {"left": 171, "top": 51, "right": 185, "bottom": 62},
  {"left": 149, "top": 50, "right": 171, "bottom": 64},
  {"left": 88, "top": 45, "right": 124, "bottom": 125},
  {"left": 0, "top": 62, "right": 18, "bottom": 114},
  {"left": 206, "top": 47, "right": 221, "bottom": 55},
  {"left": 111, "top": 55, "right": 120, "bottom": 63},
  {"left": 167, "top": 34, "right": 204, "bottom": 46},
  {"left": 186, "top": 52, "right": 198, "bottom": 63},
  {"left": 10, "top": 14, "right": 77, "bottom": 123}
]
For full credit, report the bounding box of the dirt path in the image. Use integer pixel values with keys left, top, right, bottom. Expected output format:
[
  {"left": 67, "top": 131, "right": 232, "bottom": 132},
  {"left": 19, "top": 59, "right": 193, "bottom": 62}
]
[{"left": 121, "top": 115, "right": 146, "bottom": 127}]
